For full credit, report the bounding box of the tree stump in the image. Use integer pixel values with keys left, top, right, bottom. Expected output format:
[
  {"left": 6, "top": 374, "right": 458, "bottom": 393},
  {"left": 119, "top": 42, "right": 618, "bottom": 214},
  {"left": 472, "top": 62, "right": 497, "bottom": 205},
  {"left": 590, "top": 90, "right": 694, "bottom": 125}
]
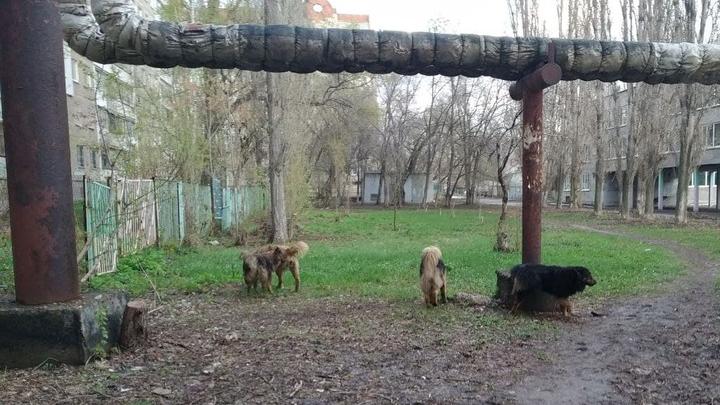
[
  {"left": 495, "top": 269, "right": 563, "bottom": 313},
  {"left": 119, "top": 300, "right": 149, "bottom": 350},
  {"left": 495, "top": 270, "right": 515, "bottom": 307}
]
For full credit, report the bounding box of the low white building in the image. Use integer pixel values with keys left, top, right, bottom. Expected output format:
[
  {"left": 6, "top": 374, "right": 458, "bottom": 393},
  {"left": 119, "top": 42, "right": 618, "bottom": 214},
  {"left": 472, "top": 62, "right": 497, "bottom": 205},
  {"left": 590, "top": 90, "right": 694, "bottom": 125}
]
[{"left": 361, "top": 172, "right": 437, "bottom": 205}]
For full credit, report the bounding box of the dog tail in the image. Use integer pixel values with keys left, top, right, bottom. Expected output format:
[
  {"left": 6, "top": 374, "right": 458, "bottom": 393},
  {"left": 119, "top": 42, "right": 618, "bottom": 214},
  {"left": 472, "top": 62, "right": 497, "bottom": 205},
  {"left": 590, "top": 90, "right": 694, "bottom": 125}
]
[{"left": 286, "top": 241, "right": 309, "bottom": 258}]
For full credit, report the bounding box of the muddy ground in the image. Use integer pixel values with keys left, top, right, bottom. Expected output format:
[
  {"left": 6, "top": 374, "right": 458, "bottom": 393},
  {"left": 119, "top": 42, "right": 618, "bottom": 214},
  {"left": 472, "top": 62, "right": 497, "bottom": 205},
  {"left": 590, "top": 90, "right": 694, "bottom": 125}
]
[
  {"left": 510, "top": 226, "right": 720, "bottom": 405},
  {"left": 1, "top": 226, "right": 719, "bottom": 404}
]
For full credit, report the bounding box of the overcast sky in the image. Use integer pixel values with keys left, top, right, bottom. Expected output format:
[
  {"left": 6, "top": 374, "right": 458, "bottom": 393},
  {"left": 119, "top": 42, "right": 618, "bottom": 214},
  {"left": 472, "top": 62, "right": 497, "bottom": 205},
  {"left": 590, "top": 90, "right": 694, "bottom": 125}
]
[{"left": 330, "top": 0, "right": 622, "bottom": 38}]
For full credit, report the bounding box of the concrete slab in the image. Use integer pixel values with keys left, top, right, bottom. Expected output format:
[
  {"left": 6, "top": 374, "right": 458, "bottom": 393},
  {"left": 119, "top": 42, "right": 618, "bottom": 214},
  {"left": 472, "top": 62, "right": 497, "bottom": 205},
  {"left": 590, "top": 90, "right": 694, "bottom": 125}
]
[{"left": 0, "top": 292, "right": 128, "bottom": 368}]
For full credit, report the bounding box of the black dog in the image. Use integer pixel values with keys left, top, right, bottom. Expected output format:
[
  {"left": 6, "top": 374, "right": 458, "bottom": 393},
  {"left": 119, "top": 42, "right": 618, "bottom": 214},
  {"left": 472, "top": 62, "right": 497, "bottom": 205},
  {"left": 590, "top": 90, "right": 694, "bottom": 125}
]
[{"left": 510, "top": 264, "right": 597, "bottom": 316}]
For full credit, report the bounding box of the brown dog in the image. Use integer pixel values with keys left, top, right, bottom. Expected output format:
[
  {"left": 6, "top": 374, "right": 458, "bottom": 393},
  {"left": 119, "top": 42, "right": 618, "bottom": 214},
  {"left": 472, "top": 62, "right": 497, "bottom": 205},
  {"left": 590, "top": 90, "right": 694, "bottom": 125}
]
[
  {"left": 251, "top": 241, "right": 309, "bottom": 292},
  {"left": 420, "top": 246, "right": 447, "bottom": 308},
  {"left": 243, "top": 246, "right": 284, "bottom": 293}
]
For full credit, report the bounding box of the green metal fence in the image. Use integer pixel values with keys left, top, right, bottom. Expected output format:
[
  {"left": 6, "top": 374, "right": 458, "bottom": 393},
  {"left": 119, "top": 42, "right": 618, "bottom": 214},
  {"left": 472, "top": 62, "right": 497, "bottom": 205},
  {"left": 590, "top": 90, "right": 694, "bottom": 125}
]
[
  {"left": 220, "top": 185, "right": 267, "bottom": 232},
  {"left": 183, "top": 182, "right": 213, "bottom": 238},
  {"left": 156, "top": 180, "right": 184, "bottom": 244},
  {"left": 83, "top": 177, "right": 267, "bottom": 276},
  {"left": 84, "top": 180, "right": 118, "bottom": 275}
]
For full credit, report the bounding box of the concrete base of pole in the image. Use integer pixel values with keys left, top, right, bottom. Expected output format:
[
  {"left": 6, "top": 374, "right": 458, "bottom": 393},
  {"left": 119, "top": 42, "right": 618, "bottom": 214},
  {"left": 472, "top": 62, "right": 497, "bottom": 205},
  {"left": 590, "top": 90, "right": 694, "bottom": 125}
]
[{"left": 0, "top": 293, "right": 128, "bottom": 368}]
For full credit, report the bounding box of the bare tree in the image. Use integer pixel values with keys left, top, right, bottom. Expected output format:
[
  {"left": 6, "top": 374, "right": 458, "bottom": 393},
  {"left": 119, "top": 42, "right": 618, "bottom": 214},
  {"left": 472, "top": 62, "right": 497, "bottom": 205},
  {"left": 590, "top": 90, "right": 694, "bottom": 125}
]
[
  {"left": 492, "top": 109, "right": 522, "bottom": 252},
  {"left": 675, "top": 0, "right": 713, "bottom": 224}
]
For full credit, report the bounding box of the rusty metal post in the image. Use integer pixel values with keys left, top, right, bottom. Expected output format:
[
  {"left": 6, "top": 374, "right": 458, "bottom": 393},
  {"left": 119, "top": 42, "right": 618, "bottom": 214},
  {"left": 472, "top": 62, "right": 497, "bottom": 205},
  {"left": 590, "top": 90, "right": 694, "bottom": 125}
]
[
  {"left": 510, "top": 43, "right": 561, "bottom": 265},
  {"left": 0, "top": 0, "right": 80, "bottom": 304}
]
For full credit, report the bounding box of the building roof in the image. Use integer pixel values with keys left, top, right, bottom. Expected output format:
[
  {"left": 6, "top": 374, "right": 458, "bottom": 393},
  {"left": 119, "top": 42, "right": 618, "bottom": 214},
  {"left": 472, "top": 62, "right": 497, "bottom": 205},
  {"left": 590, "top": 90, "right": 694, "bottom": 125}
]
[{"left": 306, "top": 0, "right": 370, "bottom": 28}]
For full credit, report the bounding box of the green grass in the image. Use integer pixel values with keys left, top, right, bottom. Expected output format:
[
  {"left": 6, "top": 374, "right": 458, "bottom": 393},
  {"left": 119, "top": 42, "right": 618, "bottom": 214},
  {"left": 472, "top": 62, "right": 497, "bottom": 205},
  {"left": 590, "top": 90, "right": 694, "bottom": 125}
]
[
  {"left": 619, "top": 224, "right": 720, "bottom": 259},
  {"left": 0, "top": 235, "right": 11, "bottom": 294},
  {"left": 545, "top": 209, "right": 720, "bottom": 259},
  {"left": 86, "top": 209, "right": 682, "bottom": 300}
]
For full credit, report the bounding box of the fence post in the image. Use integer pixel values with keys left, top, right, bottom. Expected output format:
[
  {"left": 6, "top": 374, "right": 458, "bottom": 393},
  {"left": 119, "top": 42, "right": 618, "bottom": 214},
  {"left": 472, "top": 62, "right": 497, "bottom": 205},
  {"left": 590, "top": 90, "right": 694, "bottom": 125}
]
[
  {"left": 83, "top": 176, "right": 92, "bottom": 272},
  {"left": 152, "top": 177, "right": 160, "bottom": 247},
  {"left": 82, "top": 175, "right": 88, "bottom": 258},
  {"left": 114, "top": 178, "right": 123, "bottom": 256},
  {"left": 177, "top": 181, "right": 185, "bottom": 242}
]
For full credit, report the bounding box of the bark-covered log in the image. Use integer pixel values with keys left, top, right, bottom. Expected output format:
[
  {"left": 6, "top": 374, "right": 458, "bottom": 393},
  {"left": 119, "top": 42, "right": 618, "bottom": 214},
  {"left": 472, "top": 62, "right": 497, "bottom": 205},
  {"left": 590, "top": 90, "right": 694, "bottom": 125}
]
[{"left": 56, "top": 0, "right": 720, "bottom": 85}]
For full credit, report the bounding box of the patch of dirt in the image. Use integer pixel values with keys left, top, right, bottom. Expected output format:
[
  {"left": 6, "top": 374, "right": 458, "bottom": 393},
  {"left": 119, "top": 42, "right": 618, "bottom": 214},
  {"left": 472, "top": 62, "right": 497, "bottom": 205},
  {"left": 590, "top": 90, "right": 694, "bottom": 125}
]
[
  {"left": 4, "top": 223, "right": 718, "bottom": 404},
  {"left": 0, "top": 293, "right": 548, "bottom": 404},
  {"left": 508, "top": 225, "right": 720, "bottom": 404}
]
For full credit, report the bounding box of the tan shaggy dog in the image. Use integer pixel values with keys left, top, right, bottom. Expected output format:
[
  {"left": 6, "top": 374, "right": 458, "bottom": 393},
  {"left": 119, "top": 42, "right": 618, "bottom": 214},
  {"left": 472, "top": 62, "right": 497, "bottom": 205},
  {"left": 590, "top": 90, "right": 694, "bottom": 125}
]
[
  {"left": 254, "top": 241, "right": 309, "bottom": 292},
  {"left": 420, "top": 246, "right": 447, "bottom": 308}
]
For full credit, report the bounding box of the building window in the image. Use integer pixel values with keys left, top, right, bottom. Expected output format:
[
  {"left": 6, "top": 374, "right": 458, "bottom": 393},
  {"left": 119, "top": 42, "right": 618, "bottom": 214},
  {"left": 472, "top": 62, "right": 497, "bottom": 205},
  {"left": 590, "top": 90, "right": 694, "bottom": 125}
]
[
  {"left": 76, "top": 145, "right": 85, "bottom": 168},
  {"left": 706, "top": 123, "right": 720, "bottom": 148},
  {"left": 582, "top": 173, "right": 591, "bottom": 190},
  {"left": 101, "top": 151, "right": 111, "bottom": 169},
  {"left": 108, "top": 113, "right": 123, "bottom": 135},
  {"left": 64, "top": 46, "right": 74, "bottom": 96},
  {"left": 85, "top": 72, "right": 95, "bottom": 89},
  {"left": 370, "top": 193, "right": 379, "bottom": 202},
  {"left": 691, "top": 171, "right": 709, "bottom": 187},
  {"left": 71, "top": 60, "right": 80, "bottom": 83},
  {"left": 91, "top": 150, "right": 98, "bottom": 169}
]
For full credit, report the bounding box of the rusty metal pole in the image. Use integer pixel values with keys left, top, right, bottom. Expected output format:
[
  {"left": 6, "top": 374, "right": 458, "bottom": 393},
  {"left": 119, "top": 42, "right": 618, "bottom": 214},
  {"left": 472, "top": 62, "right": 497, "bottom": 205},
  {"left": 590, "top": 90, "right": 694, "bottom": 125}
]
[
  {"left": 509, "top": 43, "right": 561, "bottom": 265},
  {"left": 0, "top": 0, "right": 80, "bottom": 304}
]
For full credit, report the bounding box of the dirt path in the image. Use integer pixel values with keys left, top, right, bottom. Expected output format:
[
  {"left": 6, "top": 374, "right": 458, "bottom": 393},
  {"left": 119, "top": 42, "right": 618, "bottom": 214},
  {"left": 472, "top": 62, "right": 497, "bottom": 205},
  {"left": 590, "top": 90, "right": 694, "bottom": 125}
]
[{"left": 509, "top": 225, "right": 720, "bottom": 404}]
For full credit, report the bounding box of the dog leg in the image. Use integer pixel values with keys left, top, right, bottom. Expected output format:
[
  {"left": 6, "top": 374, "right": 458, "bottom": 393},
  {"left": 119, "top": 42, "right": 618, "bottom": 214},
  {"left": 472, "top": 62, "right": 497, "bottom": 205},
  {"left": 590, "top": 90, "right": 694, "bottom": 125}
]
[
  {"left": 511, "top": 298, "right": 524, "bottom": 315},
  {"left": 276, "top": 265, "right": 284, "bottom": 290},
  {"left": 430, "top": 289, "right": 439, "bottom": 307},
  {"left": 259, "top": 270, "right": 272, "bottom": 293},
  {"left": 440, "top": 282, "right": 447, "bottom": 304},
  {"left": 563, "top": 300, "right": 572, "bottom": 318},
  {"left": 290, "top": 261, "right": 301, "bottom": 292}
]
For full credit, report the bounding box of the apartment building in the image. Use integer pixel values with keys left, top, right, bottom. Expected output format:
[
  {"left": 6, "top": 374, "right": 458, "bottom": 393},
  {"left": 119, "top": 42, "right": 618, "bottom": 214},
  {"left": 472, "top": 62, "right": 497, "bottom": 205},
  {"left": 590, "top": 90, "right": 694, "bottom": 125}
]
[
  {"left": 565, "top": 86, "right": 720, "bottom": 212},
  {"left": 0, "top": 0, "right": 159, "bottom": 196}
]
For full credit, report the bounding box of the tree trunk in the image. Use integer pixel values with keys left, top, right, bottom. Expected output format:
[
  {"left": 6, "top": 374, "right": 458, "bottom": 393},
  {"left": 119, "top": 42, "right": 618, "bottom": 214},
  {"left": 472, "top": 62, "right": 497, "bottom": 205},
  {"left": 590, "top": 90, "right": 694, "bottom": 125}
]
[
  {"left": 594, "top": 160, "right": 605, "bottom": 216},
  {"left": 593, "top": 83, "right": 605, "bottom": 216},
  {"left": 264, "top": 0, "right": 288, "bottom": 243},
  {"left": 376, "top": 164, "right": 384, "bottom": 206},
  {"left": 570, "top": 165, "right": 580, "bottom": 208},
  {"left": 637, "top": 168, "right": 646, "bottom": 217},
  {"left": 422, "top": 146, "right": 434, "bottom": 208},
  {"left": 445, "top": 143, "right": 455, "bottom": 207},
  {"left": 622, "top": 85, "right": 637, "bottom": 219},
  {"left": 464, "top": 152, "right": 473, "bottom": 206},
  {"left": 494, "top": 170, "right": 512, "bottom": 252},
  {"left": 643, "top": 169, "right": 655, "bottom": 218},
  {"left": 569, "top": 97, "right": 581, "bottom": 209},
  {"left": 120, "top": 300, "right": 148, "bottom": 350},
  {"left": 676, "top": 85, "right": 696, "bottom": 224},
  {"left": 555, "top": 167, "right": 564, "bottom": 209},
  {"left": 266, "top": 72, "right": 288, "bottom": 243}
]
